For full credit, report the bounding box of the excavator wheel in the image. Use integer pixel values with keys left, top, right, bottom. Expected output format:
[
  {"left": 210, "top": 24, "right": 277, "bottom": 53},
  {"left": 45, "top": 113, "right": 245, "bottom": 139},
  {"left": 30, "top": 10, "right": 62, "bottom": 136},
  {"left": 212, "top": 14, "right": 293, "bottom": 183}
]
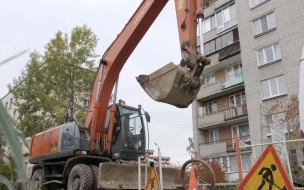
[
  {"left": 67, "top": 164, "right": 94, "bottom": 190},
  {"left": 89, "top": 165, "right": 101, "bottom": 190},
  {"left": 29, "top": 169, "right": 43, "bottom": 190}
]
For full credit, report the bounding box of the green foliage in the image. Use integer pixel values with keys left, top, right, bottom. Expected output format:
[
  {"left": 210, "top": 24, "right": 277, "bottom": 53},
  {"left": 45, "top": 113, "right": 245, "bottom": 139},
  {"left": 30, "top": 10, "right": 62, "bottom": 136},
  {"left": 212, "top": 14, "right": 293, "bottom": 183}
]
[
  {"left": 0, "top": 155, "right": 19, "bottom": 190},
  {"left": 8, "top": 24, "right": 98, "bottom": 137},
  {"left": 0, "top": 49, "right": 30, "bottom": 190},
  {"left": 0, "top": 105, "right": 27, "bottom": 190},
  {"left": 186, "top": 137, "right": 194, "bottom": 155}
]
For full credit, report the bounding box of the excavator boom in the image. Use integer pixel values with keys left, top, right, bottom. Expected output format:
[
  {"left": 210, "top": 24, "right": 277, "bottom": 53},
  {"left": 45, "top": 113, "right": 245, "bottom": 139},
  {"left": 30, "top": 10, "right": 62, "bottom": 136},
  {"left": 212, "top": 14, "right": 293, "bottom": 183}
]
[{"left": 85, "top": 0, "right": 169, "bottom": 150}]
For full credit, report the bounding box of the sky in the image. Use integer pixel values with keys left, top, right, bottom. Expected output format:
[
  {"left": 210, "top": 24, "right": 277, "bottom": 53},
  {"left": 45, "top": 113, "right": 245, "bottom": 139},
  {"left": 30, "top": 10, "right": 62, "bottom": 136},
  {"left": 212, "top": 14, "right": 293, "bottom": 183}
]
[{"left": 0, "top": 0, "right": 193, "bottom": 164}]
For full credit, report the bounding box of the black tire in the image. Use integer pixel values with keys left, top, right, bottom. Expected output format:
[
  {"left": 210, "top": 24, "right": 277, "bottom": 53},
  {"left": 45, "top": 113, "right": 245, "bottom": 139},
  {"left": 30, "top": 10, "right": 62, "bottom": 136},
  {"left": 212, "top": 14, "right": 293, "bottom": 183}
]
[
  {"left": 67, "top": 164, "right": 94, "bottom": 190},
  {"left": 29, "top": 169, "right": 42, "bottom": 190},
  {"left": 89, "top": 165, "right": 100, "bottom": 190}
]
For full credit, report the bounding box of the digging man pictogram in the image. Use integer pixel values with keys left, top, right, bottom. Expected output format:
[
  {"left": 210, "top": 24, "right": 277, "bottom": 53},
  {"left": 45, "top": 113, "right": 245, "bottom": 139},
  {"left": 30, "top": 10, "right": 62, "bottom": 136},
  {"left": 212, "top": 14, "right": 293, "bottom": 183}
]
[
  {"left": 258, "top": 164, "right": 287, "bottom": 190},
  {"left": 150, "top": 177, "right": 155, "bottom": 190}
]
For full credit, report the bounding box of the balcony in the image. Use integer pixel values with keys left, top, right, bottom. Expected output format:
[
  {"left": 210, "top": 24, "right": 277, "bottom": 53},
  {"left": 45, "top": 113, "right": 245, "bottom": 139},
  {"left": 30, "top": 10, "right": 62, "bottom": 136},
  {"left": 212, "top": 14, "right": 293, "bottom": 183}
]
[
  {"left": 198, "top": 103, "right": 248, "bottom": 129},
  {"left": 219, "top": 41, "right": 240, "bottom": 61},
  {"left": 224, "top": 104, "right": 248, "bottom": 121},
  {"left": 199, "top": 141, "right": 227, "bottom": 156},
  {"left": 215, "top": 0, "right": 234, "bottom": 9},
  {"left": 197, "top": 72, "right": 244, "bottom": 101},
  {"left": 198, "top": 135, "right": 251, "bottom": 157},
  {"left": 203, "top": 2, "right": 215, "bottom": 17}
]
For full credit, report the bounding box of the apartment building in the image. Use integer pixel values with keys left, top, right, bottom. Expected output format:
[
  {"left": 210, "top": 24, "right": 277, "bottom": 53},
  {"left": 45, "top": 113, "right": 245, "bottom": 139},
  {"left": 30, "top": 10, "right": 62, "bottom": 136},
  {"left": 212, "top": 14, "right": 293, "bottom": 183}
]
[{"left": 193, "top": 0, "right": 304, "bottom": 180}]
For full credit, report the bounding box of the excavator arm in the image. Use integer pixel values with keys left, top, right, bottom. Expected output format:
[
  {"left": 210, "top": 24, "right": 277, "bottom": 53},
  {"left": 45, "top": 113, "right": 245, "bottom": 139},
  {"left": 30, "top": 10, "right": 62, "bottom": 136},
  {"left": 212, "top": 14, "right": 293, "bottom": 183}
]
[
  {"left": 137, "top": 0, "right": 211, "bottom": 108},
  {"left": 85, "top": 0, "right": 210, "bottom": 152}
]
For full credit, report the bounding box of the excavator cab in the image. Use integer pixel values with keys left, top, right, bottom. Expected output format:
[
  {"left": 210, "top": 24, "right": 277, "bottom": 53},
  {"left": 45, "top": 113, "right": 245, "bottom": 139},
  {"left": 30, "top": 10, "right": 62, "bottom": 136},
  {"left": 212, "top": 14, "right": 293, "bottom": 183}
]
[
  {"left": 99, "top": 104, "right": 176, "bottom": 190},
  {"left": 108, "top": 103, "right": 147, "bottom": 160}
]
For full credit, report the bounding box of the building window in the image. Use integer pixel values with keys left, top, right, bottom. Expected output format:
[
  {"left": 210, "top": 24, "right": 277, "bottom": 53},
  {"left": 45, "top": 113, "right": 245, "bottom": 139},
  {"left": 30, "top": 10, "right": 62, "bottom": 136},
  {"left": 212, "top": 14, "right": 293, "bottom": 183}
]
[
  {"left": 250, "top": 0, "right": 266, "bottom": 8},
  {"left": 204, "top": 28, "right": 239, "bottom": 55},
  {"left": 261, "top": 75, "right": 287, "bottom": 99},
  {"left": 212, "top": 157, "right": 221, "bottom": 167},
  {"left": 207, "top": 101, "right": 217, "bottom": 114},
  {"left": 206, "top": 73, "right": 215, "bottom": 85},
  {"left": 216, "top": 4, "right": 237, "bottom": 34},
  {"left": 257, "top": 42, "right": 281, "bottom": 66},
  {"left": 222, "top": 156, "right": 229, "bottom": 172},
  {"left": 241, "top": 154, "right": 251, "bottom": 171},
  {"left": 232, "top": 124, "right": 250, "bottom": 142},
  {"left": 9, "top": 98, "right": 12, "bottom": 109},
  {"left": 5, "top": 102, "right": 8, "bottom": 110},
  {"left": 83, "top": 100, "right": 89, "bottom": 109},
  {"left": 201, "top": 4, "right": 237, "bottom": 34},
  {"left": 203, "top": 14, "right": 217, "bottom": 33},
  {"left": 254, "top": 13, "right": 276, "bottom": 36},
  {"left": 268, "top": 112, "right": 286, "bottom": 128},
  {"left": 226, "top": 64, "right": 242, "bottom": 78},
  {"left": 229, "top": 92, "right": 246, "bottom": 107},
  {"left": 209, "top": 130, "right": 219, "bottom": 143},
  {"left": 13, "top": 111, "right": 16, "bottom": 120},
  {"left": 229, "top": 156, "right": 238, "bottom": 172}
]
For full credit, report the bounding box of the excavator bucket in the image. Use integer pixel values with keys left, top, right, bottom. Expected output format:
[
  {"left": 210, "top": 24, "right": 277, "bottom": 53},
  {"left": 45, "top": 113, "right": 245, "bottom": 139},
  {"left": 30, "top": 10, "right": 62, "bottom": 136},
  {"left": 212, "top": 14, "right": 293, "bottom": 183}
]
[
  {"left": 136, "top": 62, "right": 200, "bottom": 108},
  {"left": 97, "top": 163, "right": 176, "bottom": 189}
]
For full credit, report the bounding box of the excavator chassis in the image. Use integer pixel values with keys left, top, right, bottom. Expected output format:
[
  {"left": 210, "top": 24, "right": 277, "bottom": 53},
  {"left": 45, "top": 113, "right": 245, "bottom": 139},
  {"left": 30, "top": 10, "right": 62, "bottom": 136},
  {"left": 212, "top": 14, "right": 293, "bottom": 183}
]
[{"left": 98, "top": 162, "right": 176, "bottom": 189}]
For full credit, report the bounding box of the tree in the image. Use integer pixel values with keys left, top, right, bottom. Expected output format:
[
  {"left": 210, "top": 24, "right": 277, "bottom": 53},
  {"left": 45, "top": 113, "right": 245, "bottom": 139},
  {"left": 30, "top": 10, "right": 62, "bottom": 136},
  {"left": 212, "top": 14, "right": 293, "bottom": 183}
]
[
  {"left": 8, "top": 24, "right": 98, "bottom": 137},
  {"left": 186, "top": 137, "right": 194, "bottom": 155},
  {"left": 265, "top": 95, "right": 301, "bottom": 165}
]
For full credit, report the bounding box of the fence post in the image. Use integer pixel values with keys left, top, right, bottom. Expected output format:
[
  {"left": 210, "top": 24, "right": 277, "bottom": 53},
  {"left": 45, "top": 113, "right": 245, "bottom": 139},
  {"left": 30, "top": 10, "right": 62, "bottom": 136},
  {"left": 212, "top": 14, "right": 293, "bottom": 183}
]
[
  {"left": 283, "top": 142, "right": 294, "bottom": 184},
  {"left": 138, "top": 156, "right": 141, "bottom": 190},
  {"left": 235, "top": 134, "right": 243, "bottom": 182}
]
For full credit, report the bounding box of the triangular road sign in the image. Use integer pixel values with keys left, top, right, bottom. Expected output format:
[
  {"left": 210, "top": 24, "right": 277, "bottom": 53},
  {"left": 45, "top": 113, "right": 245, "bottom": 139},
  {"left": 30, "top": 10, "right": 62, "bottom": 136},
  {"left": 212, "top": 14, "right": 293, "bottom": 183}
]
[
  {"left": 238, "top": 145, "right": 293, "bottom": 190},
  {"left": 146, "top": 166, "right": 160, "bottom": 190}
]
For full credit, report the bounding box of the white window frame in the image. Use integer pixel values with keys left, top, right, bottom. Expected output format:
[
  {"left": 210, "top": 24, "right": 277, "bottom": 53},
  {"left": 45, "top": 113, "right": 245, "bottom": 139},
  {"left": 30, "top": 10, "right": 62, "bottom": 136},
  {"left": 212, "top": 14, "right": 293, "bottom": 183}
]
[
  {"left": 216, "top": 4, "right": 237, "bottom": 34},
  {"left": 209, "top": 130, "right": 219, "bottom": 143},
  {"left": 270, "top": 112, "right": 288, "bottom": 131},
  {"left": 226, "top": 63, "right": 243, "bottom": 78},
  {"left": 253, "top": 13, "right": 276, "bottom": 36},
  {"left": 232, "top": 124, "right": 250, "bottom": 148},
  {"left": 203, "top": 14, "right": 217, "bottom": 34},
  {"left": 205, "top": 73, "right": 215, "bottom": 85},
  {"left": 250, "top": 0, "right": 266, "bottom": 8},
  {"left": 207, "top": 100, "right": 217, "bottom": 114},
  {"left": 257, "top": 42, "right": 281, "bottom": 66},
  {"left": 261, "top": 75, "right": 288, "bottom": 99},
  {"left": 229, "top": 92, "right": 246, "bottom": 107}
]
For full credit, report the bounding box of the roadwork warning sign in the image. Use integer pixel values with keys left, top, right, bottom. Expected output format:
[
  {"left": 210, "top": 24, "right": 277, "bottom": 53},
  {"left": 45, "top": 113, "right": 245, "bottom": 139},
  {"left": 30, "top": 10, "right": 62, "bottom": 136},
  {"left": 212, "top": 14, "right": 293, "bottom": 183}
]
[
  {"left": 238, "top": 145, "right": 293, "bottom": 190},
  {"left": 146, "top": 166, "right": 160, "bottom": 190}
]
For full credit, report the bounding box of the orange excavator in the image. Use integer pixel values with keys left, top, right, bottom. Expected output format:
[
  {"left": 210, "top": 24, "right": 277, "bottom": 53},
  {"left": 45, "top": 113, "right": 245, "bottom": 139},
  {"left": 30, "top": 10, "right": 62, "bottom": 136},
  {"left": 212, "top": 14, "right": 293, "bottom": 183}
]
[{"left": 28, "top": 0, "right": 210, "bottom": 189}]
